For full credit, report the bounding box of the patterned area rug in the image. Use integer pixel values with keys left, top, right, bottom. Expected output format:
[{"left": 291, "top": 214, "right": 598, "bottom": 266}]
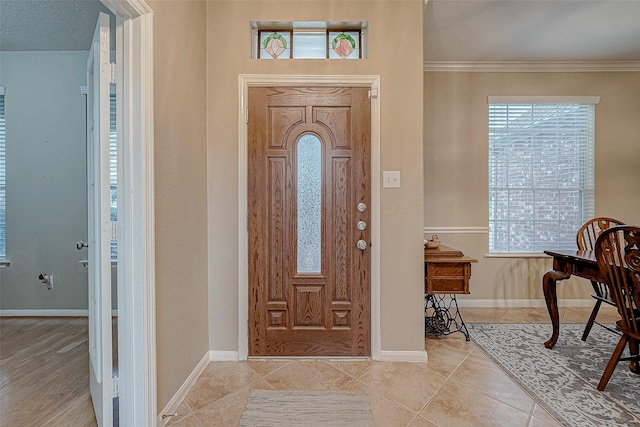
[
  {"left": 468, "top": 323, "right": 640, "bottom": 427},
  {"left": 239, "top": 390, "right": 375, "bottom": 427}
]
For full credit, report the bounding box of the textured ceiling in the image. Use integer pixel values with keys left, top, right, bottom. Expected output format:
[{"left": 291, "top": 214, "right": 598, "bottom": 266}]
[
  {"left": 424, "top": 0, "right": 640, "bottom": 63},
  {"left": 0, "top": 0, "right": 112, "bottom": 51},
  {"left": 1, "top": 0, "right": 640, "bottom": 64}
]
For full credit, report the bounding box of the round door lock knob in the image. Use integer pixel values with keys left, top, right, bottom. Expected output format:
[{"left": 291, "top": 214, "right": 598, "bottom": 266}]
[
  {"left": 357, "top": 221, "right": 367, "bottom": 231},
  {"left": 357, "top": 203, "right": 367, "bottom": 212},
  {"left": 357, "top": 240, "right": 368, "bottom": 250}
]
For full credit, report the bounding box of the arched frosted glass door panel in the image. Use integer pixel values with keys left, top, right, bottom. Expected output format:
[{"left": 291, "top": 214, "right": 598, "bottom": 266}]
[{"left": 297, "top": 134, "right": 322, "bottom": 273}]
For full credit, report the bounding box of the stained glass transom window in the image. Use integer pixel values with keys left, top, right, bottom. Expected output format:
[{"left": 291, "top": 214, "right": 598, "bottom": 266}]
[
  {"left": 253, "top": 22, "right": 366, "bottom": 60},
  {"left": 259, "top": 31, "right": 292, "bottom": 59},
  {"left": 329, "top": 31, "right": 360, "bottom": 59},
  {"left": 297, "top": 134, "right": 322, "bottom": 273}
]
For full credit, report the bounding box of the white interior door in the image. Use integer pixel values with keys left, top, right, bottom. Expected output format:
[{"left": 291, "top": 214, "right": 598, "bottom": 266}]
[{"left": 87, "top": 12, "right": 114, "bottom": 427}]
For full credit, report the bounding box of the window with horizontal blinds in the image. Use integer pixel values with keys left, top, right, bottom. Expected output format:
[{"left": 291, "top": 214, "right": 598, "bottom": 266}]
[
  {"left": 488, "top": 99, "right": 596, "bottom": 253},
  {"left": 0, "top": 89, "right": 5, "bottom": 259}
]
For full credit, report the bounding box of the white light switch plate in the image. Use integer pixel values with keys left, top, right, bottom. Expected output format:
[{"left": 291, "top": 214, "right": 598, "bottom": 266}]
[{"left": 383, "top": 171, "right": 401, "bottom": 188}]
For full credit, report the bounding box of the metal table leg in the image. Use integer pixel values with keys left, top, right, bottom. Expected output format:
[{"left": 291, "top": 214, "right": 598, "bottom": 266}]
[{"left": 424, "top": 293, "right": 470, "bottom": 341}]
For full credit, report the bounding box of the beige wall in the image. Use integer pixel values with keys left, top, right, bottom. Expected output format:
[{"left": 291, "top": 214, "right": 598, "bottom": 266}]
[
  {"left": 207, "top": 0, "right": 425, "bottom": 353},
  {"left": 150, "top": 0, "right": 210, "bottom": 409},
  {"left": 424, "top": 71, "right": 640, "bottom": 302}
]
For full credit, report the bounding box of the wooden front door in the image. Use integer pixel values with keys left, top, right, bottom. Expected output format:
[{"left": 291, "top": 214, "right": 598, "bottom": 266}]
[{"left": 248, "top": 87, "right": 371, "bottom": 357}]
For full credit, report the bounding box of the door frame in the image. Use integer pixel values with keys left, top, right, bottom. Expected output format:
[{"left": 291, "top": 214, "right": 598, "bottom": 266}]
[
  {"left": 238, "top": 75, "right": 381, "bottom": 360},
  {"left": 100, "top": 1, "right": 156, "bottom": 425}
]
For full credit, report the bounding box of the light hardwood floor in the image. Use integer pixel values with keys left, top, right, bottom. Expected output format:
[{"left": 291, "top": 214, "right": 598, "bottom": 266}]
[
  {"left": 0, "top": 317, "right": 97, "bottom": 427},
  {"left": 0, "top": 306, "right": 619, "bottom": 427}
]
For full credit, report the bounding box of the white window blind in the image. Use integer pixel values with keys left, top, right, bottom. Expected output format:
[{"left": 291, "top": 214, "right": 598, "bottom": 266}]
[
  {"left": 488, "top": 97, "right": 597, "bottom": 253},
  {"left": 110, "top": 89, "right": 117, "bottom": 260},
  {"left": 81, "top": 85, "right": 117, "bottom": 260},
  {"left": 0, "top": 88, "right": 5, "bottom": 259}
]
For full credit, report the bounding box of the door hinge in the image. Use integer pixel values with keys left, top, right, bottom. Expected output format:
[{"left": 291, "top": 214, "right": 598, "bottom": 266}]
[
  {"left": 111, "top": 220, "right": 118, "bottom": 242},
  {"left": 246, "top": 108, "right": 249, "bottom": 124},
  {"left": 112, "top": 375, "right": 119, "bottom": 397},
  {"left": 368, "top": 86, "right": 379, "bottom": 99},
  {"left": 110, "top": 63, "right": 117, "bottom": 84}
]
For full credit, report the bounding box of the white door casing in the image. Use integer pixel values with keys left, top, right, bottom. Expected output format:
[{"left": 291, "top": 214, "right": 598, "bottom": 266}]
[
  {"left": 97, "top": 1, "right": 156, "bottom": 425},
  {"left": 87, "top": 12, "right": 114, "bottom": 427},
  {"left": 237, "top": 74, "right": 382, "bottom": 361}
]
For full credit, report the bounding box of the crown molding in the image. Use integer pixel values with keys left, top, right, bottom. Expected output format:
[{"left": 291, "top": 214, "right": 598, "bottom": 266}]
[{"left": 424, "top": 60, "right": 640, "bottom": 72}]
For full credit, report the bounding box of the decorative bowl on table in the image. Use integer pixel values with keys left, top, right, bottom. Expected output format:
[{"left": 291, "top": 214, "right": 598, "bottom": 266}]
[{"left": 424, "top": 234, "right": 441, "bottom": 249}]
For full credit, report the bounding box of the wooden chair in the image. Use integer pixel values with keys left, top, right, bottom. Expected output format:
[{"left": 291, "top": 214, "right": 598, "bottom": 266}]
[
  {"left": 577, "top": 217, "right": 625, "bottom": 341},
  {"left": 594, "top": 225, "right": 640, "bottom": 390}
]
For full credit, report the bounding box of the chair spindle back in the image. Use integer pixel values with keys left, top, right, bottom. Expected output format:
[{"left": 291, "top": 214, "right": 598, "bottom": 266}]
[
  {"left": 577, "top": 217, "right": 626, "bottom": 251},
  {"left": 595, "top": 226, "right": 640, "bottom": 337}
]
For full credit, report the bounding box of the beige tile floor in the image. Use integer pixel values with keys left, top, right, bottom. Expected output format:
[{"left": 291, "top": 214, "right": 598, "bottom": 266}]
[{"left": 166, "top": 305, "right": 620, "bottom": 427}]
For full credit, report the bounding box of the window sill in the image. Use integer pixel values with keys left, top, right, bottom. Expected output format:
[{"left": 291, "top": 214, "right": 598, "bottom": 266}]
[{"left": 484, "top": 252, "right": 550, "bottom": 259}]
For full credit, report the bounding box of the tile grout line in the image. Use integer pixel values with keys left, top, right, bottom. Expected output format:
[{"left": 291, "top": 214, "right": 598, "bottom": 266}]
[
  {"left": 460, "top": 346, "right": 538, "bottom": 417},
  {"left": 242, "top": 359, "right": 294, "bottom": 379},
  {"left": 414, "top": 348, "right": 475, "bottom": 424},
  {"left": 349, "top": 378, "right": 423, "bottom": 417}
]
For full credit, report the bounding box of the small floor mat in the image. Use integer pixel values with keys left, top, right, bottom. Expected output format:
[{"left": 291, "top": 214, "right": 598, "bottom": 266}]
[{"left": 239, "top": 389, "right": 375, "bottom": 427}]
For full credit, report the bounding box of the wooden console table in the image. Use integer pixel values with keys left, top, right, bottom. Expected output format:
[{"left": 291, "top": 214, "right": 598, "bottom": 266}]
[{"left": 424, "top": 245, "right": 478, "bottom": 340}]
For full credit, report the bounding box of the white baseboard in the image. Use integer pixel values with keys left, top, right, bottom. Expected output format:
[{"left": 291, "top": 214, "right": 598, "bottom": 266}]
[
  {"left": 157, "top": 351, "right": 210, "bottom": 426},
  {"left": 455, "top": 299, "right": 595, "bottom": 308},
  {"left": 0, "top": 309, "right": 89, "bottom": 317},
  {"left": 0, "top": 309, "right": 120, "bottom": 317},
  {"left": 557, "top": 299, "right": 598, "bottom": 308},
  {"left": 380, "top": 350, "right": 428, "bottom": 363},
  {"left": 209, "top": 350, "right": 240, "bottom": 361}
]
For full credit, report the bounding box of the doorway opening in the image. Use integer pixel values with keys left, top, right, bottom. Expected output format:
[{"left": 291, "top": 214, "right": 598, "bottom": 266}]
[{"left": 0, "top": 0, "right": 155, "bottom": 425}]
